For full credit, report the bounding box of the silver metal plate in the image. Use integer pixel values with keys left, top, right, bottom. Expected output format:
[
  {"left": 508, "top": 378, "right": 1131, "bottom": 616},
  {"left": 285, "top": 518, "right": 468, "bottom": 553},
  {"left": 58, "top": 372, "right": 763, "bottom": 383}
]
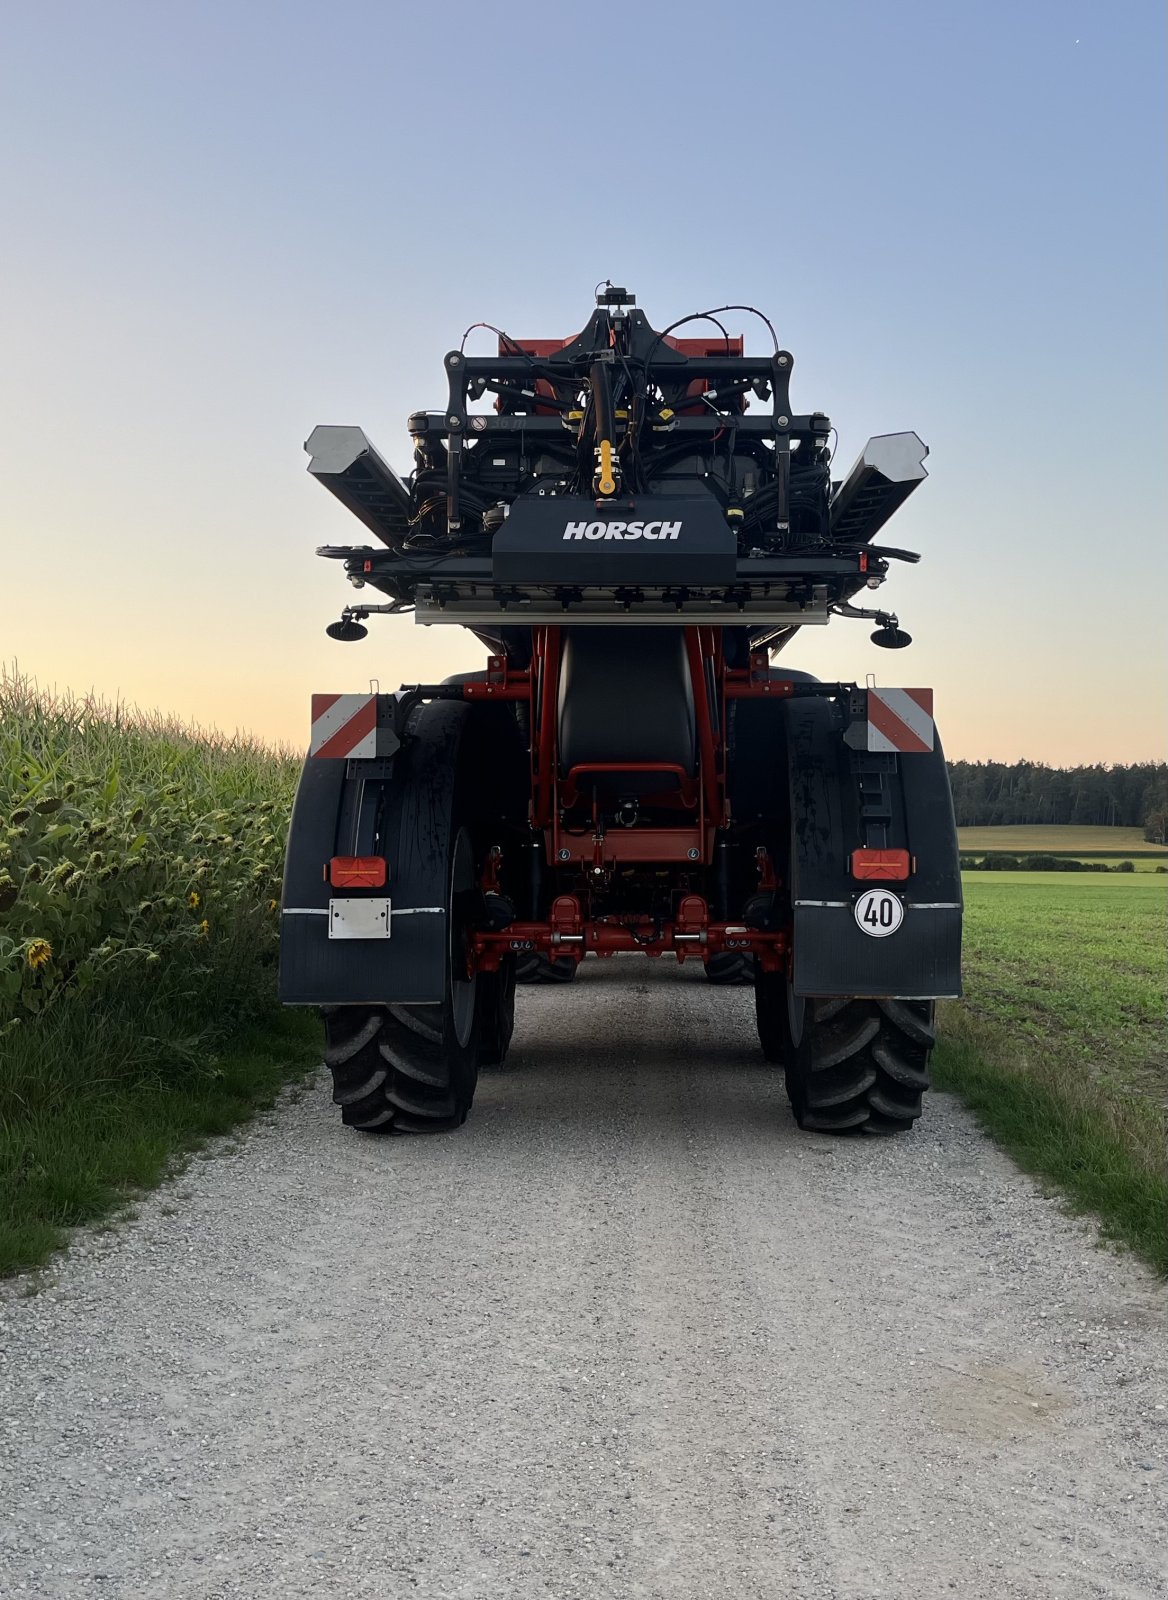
[
  {"left": 328, "top": 897, "right": 392, "bottom": 939},
  {"left": 413, "top": 583, "right": 830, "bottom": 628}
]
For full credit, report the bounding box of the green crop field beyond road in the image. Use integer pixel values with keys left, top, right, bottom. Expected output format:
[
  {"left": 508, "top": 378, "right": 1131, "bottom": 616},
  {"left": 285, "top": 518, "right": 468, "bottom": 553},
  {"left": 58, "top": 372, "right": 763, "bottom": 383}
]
[
  {"left": 936, "top": 872, "right": 1168, "bottom": 1272},
  {"left": 0, "top": 670, "right": 318, "bottom": 1276},
  {"left": 958, "top": 824, "right": 1167, "bottom": 857}
]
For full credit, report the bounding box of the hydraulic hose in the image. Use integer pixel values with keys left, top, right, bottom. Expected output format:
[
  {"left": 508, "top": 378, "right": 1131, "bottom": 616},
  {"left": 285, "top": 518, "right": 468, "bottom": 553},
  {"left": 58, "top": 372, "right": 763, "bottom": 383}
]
[{"left": 590, "top": 359, "right": 617, "bottom": 496}]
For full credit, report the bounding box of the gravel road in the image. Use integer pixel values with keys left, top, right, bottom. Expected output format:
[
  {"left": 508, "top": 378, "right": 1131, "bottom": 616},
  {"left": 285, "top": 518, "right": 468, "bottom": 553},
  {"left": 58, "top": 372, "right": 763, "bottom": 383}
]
[{"left": 2, "top": 961, "right": 1166, "bottom": 1599}]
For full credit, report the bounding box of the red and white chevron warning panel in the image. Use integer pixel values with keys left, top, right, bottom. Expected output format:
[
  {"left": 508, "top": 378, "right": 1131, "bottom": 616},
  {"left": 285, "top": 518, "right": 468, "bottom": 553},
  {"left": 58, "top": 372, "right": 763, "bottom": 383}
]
[
  {"left": 310, "top": 693, "right": 378, "bottom": 759},
  {"left": 865, "top": 687, "right": 935, "bottom": 753}
]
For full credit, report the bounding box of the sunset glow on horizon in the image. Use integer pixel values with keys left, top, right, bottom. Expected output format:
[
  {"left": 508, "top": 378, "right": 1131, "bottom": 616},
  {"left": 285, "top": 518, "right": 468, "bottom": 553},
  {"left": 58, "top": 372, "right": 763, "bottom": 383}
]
[{"left": 2, "top": 2, "right": 1163, "bottom": 767}]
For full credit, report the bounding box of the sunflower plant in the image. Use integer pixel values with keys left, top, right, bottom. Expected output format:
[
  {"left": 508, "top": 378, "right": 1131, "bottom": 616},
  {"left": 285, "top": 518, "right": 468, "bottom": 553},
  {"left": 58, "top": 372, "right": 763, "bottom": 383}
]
[{"left": 0, "top": 669, "right": 299, "bottom": 1038}]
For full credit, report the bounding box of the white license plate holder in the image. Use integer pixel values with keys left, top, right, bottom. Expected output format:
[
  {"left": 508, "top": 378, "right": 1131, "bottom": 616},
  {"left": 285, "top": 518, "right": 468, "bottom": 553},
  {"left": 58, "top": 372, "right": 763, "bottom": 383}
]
[{"left": 328, "top": 897, "right": 392, "bottom": 939}]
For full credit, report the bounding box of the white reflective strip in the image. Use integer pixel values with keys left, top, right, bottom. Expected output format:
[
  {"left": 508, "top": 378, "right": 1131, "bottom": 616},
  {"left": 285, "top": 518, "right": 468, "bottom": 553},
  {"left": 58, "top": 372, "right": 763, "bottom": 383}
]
[
  {"left": 795, "top": 898, "right": 961, "bottom": 910},
  {"left": 871, "top": 688, "right": 934, "bottom": 750},
  {"left": 282, "top": 907, "right": 328, "bottom": 916},
  {"left": 310, "top": 693, "right": 375, "bottom": 751},
  {"left": 866, "top": 725, "right": 901, "bottom": 754},
  {"left": 342, "top": 725, "right": 378, "bottom": 759}
]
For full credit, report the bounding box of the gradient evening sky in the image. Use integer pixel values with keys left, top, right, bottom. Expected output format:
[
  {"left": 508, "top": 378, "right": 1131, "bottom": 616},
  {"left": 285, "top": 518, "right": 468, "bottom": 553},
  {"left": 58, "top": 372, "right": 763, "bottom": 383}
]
[{"left": 2, "top": 0, "right": 1164, "bottom": 762}]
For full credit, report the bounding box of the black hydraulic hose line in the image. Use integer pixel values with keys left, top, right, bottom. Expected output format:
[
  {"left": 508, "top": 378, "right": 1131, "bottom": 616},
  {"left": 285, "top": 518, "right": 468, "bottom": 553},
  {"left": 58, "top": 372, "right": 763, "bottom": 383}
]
[
  {"left": 608, "top": 318, "right": 647, "bottom": 489},
  {"left": 637, "top": 313, "right": 730, "bottom": 412},
  {"left": 485, "top": 381, "right": 576, "bottom": 414},
  {"left": 588, "top": 365, "right": 619, "bottom": 495},
  {"left": 590, "top": 360, "right": 615, "bottom": 446},
  {"left": 636, "top": 305, "right": 779, "bottom": 417},
  {"left": 459, "top": 322, "right": 538, "bottom": 366}
]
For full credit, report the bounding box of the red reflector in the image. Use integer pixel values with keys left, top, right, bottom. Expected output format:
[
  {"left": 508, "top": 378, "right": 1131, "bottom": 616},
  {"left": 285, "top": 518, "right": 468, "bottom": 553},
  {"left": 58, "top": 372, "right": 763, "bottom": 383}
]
[
  {"left": 851, "top": 848, "right": 911, "bottom": 882},
  {"left": 329, "top": 855, "right": 387, "bottom": 889}
]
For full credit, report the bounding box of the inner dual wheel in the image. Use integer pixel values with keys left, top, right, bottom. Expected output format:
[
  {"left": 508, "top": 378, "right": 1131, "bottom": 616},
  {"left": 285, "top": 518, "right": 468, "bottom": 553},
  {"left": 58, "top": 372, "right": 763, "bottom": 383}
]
[
  {"left": 755, "top": 969, "right": 934, "bottom": 1134},
  {"left": 515, "top": 952, "right": 577, "bottom": 984}
]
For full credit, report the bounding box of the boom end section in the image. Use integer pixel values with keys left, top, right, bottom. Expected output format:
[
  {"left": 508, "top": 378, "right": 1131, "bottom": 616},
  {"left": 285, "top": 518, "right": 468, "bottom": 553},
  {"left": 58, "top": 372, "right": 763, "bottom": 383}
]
[
  {"left": 305, "top": 424, "right": 412, "bottom": 549},
  {"left": 830, "top": 431, "right": 929, "bottom": 546}
]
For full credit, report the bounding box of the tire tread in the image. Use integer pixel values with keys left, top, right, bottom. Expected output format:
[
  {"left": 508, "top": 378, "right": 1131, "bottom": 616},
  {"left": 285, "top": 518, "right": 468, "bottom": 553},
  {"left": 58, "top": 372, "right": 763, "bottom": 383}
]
[
  {"left": 323, "top": 1003, "right": 478, "bottom": 1135},
  {"left": 756, "top": 979, "right": 934, "bottom": 1135}
]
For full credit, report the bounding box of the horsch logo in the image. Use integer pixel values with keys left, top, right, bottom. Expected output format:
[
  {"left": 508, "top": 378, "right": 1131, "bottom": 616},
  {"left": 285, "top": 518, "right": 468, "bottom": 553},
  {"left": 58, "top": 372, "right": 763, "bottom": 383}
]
[{"left": 563, "top": 520, "right": 682, "bottom": 541}]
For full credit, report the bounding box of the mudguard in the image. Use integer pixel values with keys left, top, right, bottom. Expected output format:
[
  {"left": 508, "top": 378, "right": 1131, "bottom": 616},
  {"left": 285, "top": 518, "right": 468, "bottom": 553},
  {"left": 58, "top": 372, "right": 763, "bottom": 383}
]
[
  {"left": 279, "top": 700, "right": 469, "bottom": 1006},
  {"left": 784, "top": 697, "right": 962, "bottom": 999}
]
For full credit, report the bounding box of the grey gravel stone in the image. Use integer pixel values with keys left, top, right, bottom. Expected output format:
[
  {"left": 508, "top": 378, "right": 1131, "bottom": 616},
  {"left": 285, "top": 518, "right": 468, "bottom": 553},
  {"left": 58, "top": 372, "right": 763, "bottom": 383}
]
[{"left": 1, "top": 960, "right": 1166, "bottom": 1598}]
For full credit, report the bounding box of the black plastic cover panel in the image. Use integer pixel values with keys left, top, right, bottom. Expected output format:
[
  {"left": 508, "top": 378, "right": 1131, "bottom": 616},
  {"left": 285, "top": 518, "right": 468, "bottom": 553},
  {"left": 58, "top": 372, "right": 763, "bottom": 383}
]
[
  {"left": 785, "top": 697, "right": 963, "bottom": 999},
  {"left": 557, "top": 628, "right": 696, "bottom": 773},
  {"left": 492, "top": 496, "right": 737, "bottom": 585}
]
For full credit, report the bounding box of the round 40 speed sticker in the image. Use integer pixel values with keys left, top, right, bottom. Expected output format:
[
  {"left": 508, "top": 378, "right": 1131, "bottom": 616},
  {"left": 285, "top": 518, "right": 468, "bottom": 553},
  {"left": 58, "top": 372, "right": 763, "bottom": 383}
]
[{"left": 854, "top": 888, "right": 905, "bottom": 938}]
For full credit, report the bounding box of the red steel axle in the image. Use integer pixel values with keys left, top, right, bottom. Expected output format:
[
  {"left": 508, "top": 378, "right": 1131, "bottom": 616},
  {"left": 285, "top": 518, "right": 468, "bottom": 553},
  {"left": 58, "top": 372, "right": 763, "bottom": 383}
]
[{"left": 472, "top": 897, "right": 788, "bottom": 974}]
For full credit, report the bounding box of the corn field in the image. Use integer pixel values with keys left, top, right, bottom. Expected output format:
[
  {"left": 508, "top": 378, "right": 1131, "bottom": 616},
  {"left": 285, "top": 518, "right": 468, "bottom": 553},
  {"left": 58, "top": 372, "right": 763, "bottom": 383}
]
[{"left": 0, "top": 667, "right": 301, "bottom": 1056}]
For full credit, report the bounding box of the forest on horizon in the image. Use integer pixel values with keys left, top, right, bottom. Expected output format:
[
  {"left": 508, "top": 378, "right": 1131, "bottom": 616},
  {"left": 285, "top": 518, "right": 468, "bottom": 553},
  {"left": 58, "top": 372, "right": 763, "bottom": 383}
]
[{"left": 947, "top": 759, "right": 1167, "bottom": 837}]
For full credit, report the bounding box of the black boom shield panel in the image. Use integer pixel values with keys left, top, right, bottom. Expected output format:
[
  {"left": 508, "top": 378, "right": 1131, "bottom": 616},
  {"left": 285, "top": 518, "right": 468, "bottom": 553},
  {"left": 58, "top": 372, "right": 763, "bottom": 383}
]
[{"left": 492, "top": 496, "right": 737, "bottom": 585}]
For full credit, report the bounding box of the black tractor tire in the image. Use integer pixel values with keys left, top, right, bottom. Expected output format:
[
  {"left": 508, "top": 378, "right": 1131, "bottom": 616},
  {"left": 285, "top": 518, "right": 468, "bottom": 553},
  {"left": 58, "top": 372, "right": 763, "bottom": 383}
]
[
  {"left": 515, "top": 953, "right": 578, "bottom": 984},
  {"left": 478, "top": 955, "right": 517, "bottom": 1068},
  {"left": 755, "top": 972, "right": 933, "bottom": 1135},
  {"left": 323, "top": 828, "right": 485, "bottom": 1133},
  {"left": 704, "top": 951, "right": 755, "bottom": 985}
]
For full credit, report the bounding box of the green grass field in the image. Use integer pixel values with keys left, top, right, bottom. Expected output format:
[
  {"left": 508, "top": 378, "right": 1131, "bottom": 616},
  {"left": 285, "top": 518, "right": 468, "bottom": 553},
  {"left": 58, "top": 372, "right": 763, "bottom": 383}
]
[
  {"left": 1039, "top": 858, "right": 1163, "bottom": 872},
  {"left": 956, "top": 872, "right": 1167, "bottom": 893},
  {"left": 0, "top": 1011, "right": 319, "bottom": 1276},
  {"left": 936, "top": 871, "right": 1168, "bottom": 1272},
  {"left": 959, "top": 824, "right": 1167, "bottom": 857}
]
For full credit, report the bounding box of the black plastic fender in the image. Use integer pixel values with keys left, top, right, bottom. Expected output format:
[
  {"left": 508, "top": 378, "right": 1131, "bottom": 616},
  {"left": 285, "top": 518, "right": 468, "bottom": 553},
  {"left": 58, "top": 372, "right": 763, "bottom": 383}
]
[
  {"left": 784, "top": 697, "right": 962, "bottom": 999},
  {"left": 279, "top": 700, "right": 470, "bottom": 1006}
]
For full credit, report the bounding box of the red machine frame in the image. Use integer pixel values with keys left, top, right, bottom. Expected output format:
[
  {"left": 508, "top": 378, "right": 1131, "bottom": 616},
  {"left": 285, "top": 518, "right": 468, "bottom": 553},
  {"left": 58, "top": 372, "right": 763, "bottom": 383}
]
[{"left": 464, "top": 626, "right": 794, "bottom": 977}]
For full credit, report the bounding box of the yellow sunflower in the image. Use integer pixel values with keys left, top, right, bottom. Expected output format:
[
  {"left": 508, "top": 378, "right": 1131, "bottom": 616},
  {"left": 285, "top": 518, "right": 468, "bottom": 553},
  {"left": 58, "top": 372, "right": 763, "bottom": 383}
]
[{"left": 26, "top": 938, "right": 52, "bottom": 971}]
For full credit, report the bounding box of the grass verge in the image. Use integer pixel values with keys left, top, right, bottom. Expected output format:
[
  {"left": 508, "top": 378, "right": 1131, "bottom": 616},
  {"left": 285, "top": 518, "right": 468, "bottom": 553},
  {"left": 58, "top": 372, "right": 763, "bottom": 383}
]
[
  {"left": 0, "top": 1006, "right": 320, "bottom": 1278},
  {"left": 935, "top": 1008, "right": 1168, "bottom": 1274},
  {"left": 935, "top": 874, "right": 1167, "bottom": 1275}
]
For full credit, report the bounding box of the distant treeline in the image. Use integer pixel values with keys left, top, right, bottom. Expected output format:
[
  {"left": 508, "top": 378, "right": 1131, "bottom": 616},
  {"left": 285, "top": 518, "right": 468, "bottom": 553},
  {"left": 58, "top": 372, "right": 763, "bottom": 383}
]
[
  {"left": 947, "top": 760, "right": 1168, "bottom": 839},
  {"left": 959, "top": 854, "right": 1159, "bottom": 874}
]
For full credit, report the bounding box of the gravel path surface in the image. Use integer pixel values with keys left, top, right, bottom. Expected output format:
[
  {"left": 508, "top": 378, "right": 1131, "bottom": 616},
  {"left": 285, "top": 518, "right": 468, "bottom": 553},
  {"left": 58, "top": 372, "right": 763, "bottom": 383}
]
[{"left": 2, "top": 961, "right": 1166, "bottom": 1599}]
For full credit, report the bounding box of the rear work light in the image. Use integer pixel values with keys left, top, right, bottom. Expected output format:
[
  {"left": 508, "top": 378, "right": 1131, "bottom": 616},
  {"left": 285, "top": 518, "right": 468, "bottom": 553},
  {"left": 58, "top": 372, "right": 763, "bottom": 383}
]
[
  {"left": 328, "top": 855, "right": 387, "bottom": 889},
  {"left": 850, "top": 848, "right": 912, "bottom": 882}
]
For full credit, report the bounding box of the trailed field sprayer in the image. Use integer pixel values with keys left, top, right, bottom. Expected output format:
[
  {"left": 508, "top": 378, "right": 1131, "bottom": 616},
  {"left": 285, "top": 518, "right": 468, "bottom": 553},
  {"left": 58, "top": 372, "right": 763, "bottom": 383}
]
[{"left": 280, "top": 288, "right": 962, "bottom": 1134}]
